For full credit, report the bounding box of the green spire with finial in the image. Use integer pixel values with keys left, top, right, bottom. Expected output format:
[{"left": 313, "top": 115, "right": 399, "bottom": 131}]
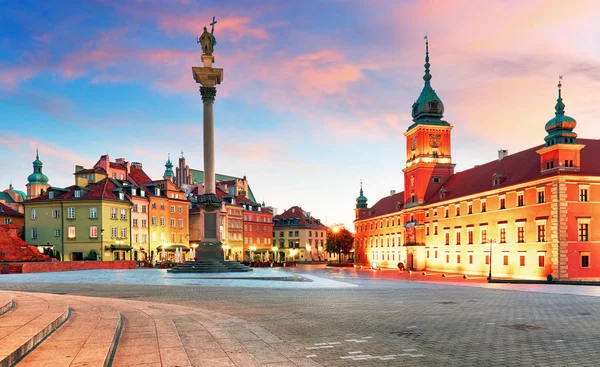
[
  {"left": 28, "top": 148, "right": 49, "bottom": 184},
  {"left": 407, "top": 34, "right": 449, "bottom": 131},
  {"left": 163, "top": 153, "right": 174, "bottom": 179},
  {"left": 356, "top": 180, "right": 368, "bottom": 209},
  {"left": 544, "top": 76, "right": 577, "bottom": 146}
]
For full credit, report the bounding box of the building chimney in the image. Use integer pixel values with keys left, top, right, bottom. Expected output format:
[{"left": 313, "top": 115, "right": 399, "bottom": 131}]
[
  {"left": 390, "top": 190, "right": 396, "bottom": 197},
  {"left": 498, "top": 149, "right": 508, "bottom": 161},
  {"left": 131, "top": 162, "right": 143, "bottom": 169}
]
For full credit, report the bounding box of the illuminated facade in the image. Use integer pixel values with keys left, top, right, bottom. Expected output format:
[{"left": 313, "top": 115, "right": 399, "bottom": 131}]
[
  {"left": 273, "top": 206, "right": 328, "bottom": 262},
  {"left": 354, "top": 41, "right": 600, "bottom": 280}
]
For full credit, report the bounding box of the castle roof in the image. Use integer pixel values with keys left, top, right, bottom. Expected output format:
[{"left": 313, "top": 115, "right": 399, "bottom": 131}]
[{"left": 425, "top": 138, "right": 600, "bottom": 206}]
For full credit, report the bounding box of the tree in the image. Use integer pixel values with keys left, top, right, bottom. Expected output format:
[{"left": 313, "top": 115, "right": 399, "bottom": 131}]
[{"left": 326, "top": 225, "right": 354, "bottom": 263}]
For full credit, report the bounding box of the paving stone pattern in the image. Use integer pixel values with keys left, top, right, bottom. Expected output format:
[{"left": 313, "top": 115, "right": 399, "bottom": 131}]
[{"left": 2, "top": 267, "right": 600, "bottom": 366}]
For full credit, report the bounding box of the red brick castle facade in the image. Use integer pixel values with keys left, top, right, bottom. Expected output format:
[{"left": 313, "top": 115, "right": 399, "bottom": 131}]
[{"left": 353, "top": 40, "right": 600, "bottom": 281}]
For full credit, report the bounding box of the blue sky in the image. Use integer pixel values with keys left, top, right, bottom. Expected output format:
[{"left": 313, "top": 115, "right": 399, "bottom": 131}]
[{"left": 2, "top": 0, "right": 600, "bottom": 230}]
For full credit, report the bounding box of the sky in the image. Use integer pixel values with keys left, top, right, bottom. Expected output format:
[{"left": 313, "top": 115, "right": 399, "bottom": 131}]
[{"left": 1, "top": 0, "right": 600, "bottom": 231}]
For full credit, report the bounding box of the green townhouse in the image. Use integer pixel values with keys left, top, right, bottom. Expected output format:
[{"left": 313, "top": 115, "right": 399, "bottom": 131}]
[{"left": 23, "top": 178, "right": 133, "bottom": 261}]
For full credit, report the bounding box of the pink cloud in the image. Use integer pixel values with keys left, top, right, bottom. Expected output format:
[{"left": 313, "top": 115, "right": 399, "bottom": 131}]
[{"left": 158, "top": 15, "right": 270, "bottom": 42}]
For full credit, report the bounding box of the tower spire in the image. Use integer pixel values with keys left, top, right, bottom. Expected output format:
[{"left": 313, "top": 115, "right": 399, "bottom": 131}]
[{"left": 424, "top": 34, "right": 431, "bottom": 83}]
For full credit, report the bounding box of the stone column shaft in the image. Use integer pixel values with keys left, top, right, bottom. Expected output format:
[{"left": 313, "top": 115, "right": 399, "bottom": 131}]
[{"left": 201, "top": 86, "right": 216, "bottom": 194}]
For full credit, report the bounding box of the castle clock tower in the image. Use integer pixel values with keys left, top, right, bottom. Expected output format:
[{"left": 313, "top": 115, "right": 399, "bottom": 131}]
[{"left": 402, "top": 38, "right": 455, "bottom": 209}]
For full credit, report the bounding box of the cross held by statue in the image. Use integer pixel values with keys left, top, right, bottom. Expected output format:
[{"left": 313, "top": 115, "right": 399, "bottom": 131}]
[{"left": 210, "top": 16, "right": 217, "bottom": 33}]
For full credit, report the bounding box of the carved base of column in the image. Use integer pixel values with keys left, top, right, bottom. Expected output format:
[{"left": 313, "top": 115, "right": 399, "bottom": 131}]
[{"left": 197, "top": 194, "right": 222, "bottom": 211}]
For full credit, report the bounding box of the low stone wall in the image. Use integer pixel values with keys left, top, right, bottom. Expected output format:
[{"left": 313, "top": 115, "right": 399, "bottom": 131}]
[{"left": 7, "top": 261, "right": 137, "bottom": 274}]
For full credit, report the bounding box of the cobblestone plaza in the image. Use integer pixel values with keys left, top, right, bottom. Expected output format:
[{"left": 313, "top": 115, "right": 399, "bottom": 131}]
[{"left": 2, "top": 265, "right": 600, "bottom": 366}]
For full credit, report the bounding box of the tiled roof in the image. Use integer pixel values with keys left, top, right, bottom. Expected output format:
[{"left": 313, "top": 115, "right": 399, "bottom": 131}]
[
  {"left": 273, "top": 206, "right": 328, "bottom": 230},
  {"left": 358, "top": 139, "right": 600, "bottom": 220},
  {"left": 0, "top": 203, "right": 23, "bottom": 217},
  {"left": 235, "top": 195, "right": 254, "bottom": 205},
  {"left": 357, "top": 192, "right": 405, "bottom": 220},
  {"left": 109, "top": 162, "right": 127, "bottom": 170},
  {"left": 129, "top": 166, "right": 153, "bottom": 186},
  {"left": 75, "top": 167, "right": 107, "bottom": 175},
  {"left": 26, "top": 179, "right": 129, "bottom": 202},
  {"left": 425, "top": 138, "right": 600, "bottom": 205}
]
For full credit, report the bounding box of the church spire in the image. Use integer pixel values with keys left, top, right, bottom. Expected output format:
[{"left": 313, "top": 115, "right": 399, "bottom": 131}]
[
  {"left": 163, "top": 154, "right": 174, "bottom": 180},
  {"left": 356, "top": 180, "right": 368, "bottom": 209}
]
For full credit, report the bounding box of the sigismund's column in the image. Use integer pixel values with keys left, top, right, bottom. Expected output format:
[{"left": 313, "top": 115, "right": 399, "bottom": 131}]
[{"left": 192, "top": 18, "right": 224, "bottom": 261}]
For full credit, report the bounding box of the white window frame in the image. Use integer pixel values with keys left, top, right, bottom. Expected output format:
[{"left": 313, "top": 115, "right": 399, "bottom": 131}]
[
  {"left": 31, "top": 209, "right": 36, "bottom": 220},
  {"left": 90, "top": 226, "right": 98, "bottom": 238},
  {"left": 67, "top": 207, "right": 75, "bottom": 219},
  {"left": 90, "top": 207, "right": 97, "bottom": 219}
]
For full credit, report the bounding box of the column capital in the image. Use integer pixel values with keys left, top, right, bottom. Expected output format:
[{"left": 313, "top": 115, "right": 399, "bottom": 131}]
[{"left": 200, "top": 86, "right": 217, "bottom": 103}]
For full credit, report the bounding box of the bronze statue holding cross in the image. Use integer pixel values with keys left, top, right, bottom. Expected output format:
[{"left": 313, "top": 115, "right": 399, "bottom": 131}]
[{"left": 198, "top": 16, "right": 217, "bottom": 56}]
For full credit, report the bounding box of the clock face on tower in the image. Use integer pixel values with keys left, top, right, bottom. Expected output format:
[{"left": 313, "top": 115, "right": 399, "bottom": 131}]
[
  {"left": 429, "top": 133, "right": 441, "bottom": 148},
  {"left": 411, "top": 136, "right": 417, "bottom": 151}
]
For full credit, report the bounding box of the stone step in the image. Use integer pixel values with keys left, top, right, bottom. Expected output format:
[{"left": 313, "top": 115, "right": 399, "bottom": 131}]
[
  {"left": 111, "top": 303, "right": 191, "bottom": 366},
  {"left": 16, "top": 295, "right": 122, "bottom": 367},
  {"left": 0, "top": 294, "right": 13, "bottom": 317},
  {"left": 0, "top": 293, "right": 70, "bottom": 367},
  {"left": 169, "top": 260, "right": 252, "bottom": 273}
]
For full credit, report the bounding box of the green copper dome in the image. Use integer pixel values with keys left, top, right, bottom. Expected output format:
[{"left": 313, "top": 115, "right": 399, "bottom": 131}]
[
  {"left": 544, "top": 82, "right": 577, "bottom": 146},
  {"left": 27, "top": 150, "right": 49, "bottom": 184},
  {"left": 163, "top": 155, "right": 174, "bottom": 178},
  {"left": 356, "top": 182, "right": 368, "bottom": 209},
  {"left": 407, "top": 39, "right": 450, "bottom": 132}
]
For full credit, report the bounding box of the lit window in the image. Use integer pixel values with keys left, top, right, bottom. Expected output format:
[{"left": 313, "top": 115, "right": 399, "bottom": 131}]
[
  {"left": 121, "top": 227, "right": 126, "bottom": 238},
  {"left": 111, "top": 227, "right": 117, "bottom": 238},
  {"left": 517, "top": 226, "right": 525, "bottom": 243},
  {"left": 68, "top": 226, "right": 76, "bottom": 239},
  {"left": 90, "top": 226, "right": 98, "bottom": 238},
  {"left": 519, "top": 254, "right": 525, "bottom": 266}
]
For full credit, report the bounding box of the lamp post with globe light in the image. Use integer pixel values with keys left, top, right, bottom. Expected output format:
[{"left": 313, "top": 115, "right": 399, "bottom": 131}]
[{"left": 487, "top": 239, "right": 497, "bottom": 282}]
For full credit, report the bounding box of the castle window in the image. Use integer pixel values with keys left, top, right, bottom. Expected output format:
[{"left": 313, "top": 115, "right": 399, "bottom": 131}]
[
  {"left": 517, "top": 193, "right": 524, "bottom": 207},
  {"left": 432, "top": 176, "right": 440, "bottom": 183},
  {"left": 434, "top": 225, "right": 438, "bottom": 235},
  {"left": 445, "top": 208, "right": 448, "bottom": 218},
  {"left": 500, "top": 197, "right": 506, "bottom": 210},
  {"left": 493, "top": 178, "right": 499, "bottom": 187},
  {"left": 468, "top": 203, "right": 472, "bottom": 214},
  {"left": 74, "top": 190, "right": 81, "bottom": 198},
  {"left": 537, "top": 189, "right": 545, "bottom": 204},
  {"left": 429, "top": 101, "right": 438, "bottom": 109},
  {"left": 581, "top": 252, "right": 591, "bottom": 268},
  {"left": 481, "top": 201, "right": 487, "bottom": 212},
  {"left": 579, "top": 186, "right": 589, "bottom": 202},
  {"left": 537, "top": 224, "right": 546, "bottom": 242},
  {"left": 456, "top": 207, "right": 460, "bottom": 216}
]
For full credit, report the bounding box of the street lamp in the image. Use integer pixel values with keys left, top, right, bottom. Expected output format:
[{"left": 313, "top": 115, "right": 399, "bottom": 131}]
[
  {"left": 272, "top": 246, "right": 278, "bottom": 262},
  {"left": 487, "top": 239, "right": 497, "bottom": 282},
  {"left": 305, "top": 244, "right": 312, "bottom": 262},
  {"left": 249, "top": 245, "right": 257, "bottom": 261}
]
